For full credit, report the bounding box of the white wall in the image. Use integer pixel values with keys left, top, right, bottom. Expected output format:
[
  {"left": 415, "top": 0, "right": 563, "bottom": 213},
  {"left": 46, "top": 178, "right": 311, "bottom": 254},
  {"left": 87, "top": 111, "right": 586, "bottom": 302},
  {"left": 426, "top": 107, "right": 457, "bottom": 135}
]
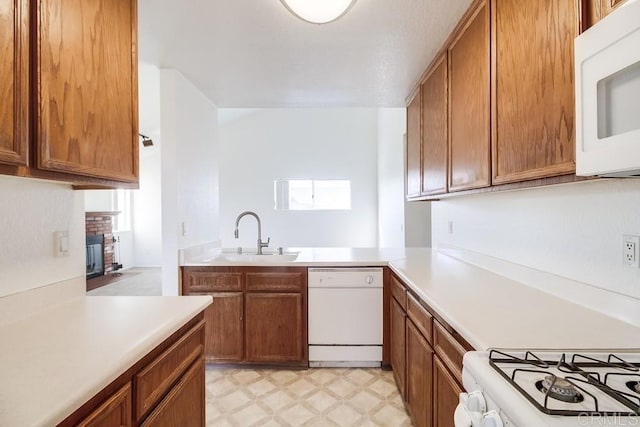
[
  {"left": 0, "top": 176, "right": 84, "bottom": 297},
  {"left": 403, "top": 135, "right": 432, "bottom": 247},
  {"left": 432, "top": 179, "right": 640, "bottom": 299},
  {"left": 377, "top": 109, "right": 406, "bottom": 248},
  {"left": 134, "top": 62, "right": 163, "bottom": 267},
  {"left": 218, "top": 108, "right": 379, "bottom": 248},
  {"left": 161, "top": 69, "right": 219, "bottom": 295}
]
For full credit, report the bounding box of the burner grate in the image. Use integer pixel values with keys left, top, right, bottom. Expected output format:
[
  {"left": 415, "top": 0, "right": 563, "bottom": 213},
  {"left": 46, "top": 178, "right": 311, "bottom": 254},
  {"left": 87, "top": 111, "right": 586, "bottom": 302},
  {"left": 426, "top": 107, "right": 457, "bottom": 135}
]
[{"left": 488, "top": 350, "right": 640, "bottom": 417}]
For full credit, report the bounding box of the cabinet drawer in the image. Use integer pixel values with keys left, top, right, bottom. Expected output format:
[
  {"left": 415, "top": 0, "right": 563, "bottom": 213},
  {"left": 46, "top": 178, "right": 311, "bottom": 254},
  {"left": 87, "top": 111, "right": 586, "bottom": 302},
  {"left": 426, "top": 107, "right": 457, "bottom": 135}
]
[
  {"left": 407, "top": 293, "right": 433, "bottom": 345},
  {"left": 77, "top": 383, "right": 132, "bottom": 427},
  {"left": 390, "top": 275, "right": 407, "bottom": 309},
  {"left": 183, "top": 269, "right": 243, "bottom": 292},
  {"left": 140, "top": 358, "right": 205, "bottom": 427},
  {"left": 246, "top": 272, "right": 304, "bottom": 292},
  {"left": 433, "top": 320, "right": 467, "bottom": 384},
  {"left": 135, "top": 319, "right": 205, "bottom": 422}
]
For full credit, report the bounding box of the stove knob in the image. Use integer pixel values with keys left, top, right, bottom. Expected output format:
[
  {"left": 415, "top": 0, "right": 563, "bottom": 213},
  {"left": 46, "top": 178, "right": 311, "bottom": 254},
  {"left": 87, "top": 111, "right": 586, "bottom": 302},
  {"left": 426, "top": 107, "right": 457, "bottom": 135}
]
[
  {"left": 481, "top": 410, "right": 504, "bottom": 427},
  {"left": 465, "top": 390, "right": 487, "bottom": 413},
  {"left": 454, "top": 403, "right": 473, "bottom": 427}
]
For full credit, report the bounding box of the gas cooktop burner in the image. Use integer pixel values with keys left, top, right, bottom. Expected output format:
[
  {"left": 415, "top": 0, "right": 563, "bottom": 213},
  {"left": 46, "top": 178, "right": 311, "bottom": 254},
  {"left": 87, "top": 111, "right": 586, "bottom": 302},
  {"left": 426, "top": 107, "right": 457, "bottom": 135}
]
[
  {"left": 488, "top": 350, "right": 640, "bottom": 417},
  {"left": 627, "top": 381, "right": 640, "bottom": 394},
  {"left": 536, "top": 376, "right": 584, "bottom": 403}
]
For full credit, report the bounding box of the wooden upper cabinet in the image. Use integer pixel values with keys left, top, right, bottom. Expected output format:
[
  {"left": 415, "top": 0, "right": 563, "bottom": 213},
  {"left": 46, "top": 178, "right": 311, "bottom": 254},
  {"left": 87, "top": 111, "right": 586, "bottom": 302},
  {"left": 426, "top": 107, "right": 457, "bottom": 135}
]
[
  {"left": 0, "top": 0, "right": 28, "bottom": 166},
  {"left": 406, "top": 92, "right": 422, "bottom": 198},
  {"left": 491, "top": 0, "right": 580, "bottom": 184},
  {"left": 448, "top": 0, "right": 491, "bottom": 192},
  {"left": 586, "top": 0, "right": 628, "bottom": 27},
  {"left": 36, "top": 0, "right": 138, "bottom": 182},
  {"left": 421, "top": 54, "right": 448, "bottom": 196}
]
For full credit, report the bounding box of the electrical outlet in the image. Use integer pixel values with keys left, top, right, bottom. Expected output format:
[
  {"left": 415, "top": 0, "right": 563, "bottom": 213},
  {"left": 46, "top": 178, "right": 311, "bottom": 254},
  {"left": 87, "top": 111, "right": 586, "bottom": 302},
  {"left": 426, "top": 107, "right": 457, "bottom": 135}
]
[{"left": 623, "top": 235, "right": 640, "bottom": 268}]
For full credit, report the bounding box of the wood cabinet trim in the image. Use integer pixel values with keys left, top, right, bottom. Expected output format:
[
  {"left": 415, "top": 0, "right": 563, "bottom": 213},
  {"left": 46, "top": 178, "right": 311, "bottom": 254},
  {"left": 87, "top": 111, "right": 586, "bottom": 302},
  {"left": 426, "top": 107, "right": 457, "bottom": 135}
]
[
  {"left": 183, "top": 269, "right": 244, "bottom": 293},
  {"left": 390, "top": 297, "right": 407, "bottom": 399},
  {"left": 406, "top": 319, "right": 434, "bottom": 427},
  {"left": 447, "top": 0, "right": 491, "bottom": 192},
  {"left": 135, "top": 319, "right": 205, "bottom": 422},
  {"left": 76, "top": 383, "right": 132, "bottom": 427},
  {"left": 420, "top": 53, "right": 448, "bottom": 196},
  {"left": 0, "top": 0, "right": 29, "bottom": 165},
  {"left": 390, "top": 274, "right": 407, "bottom": 310},
  {"left": 407, "top": 293, "right": 433, "bottom": 346},
  {"left": 140, "top": 358, "right": 205, "bottom": 427},
  {"left": 245, "top": 271, "right": 304, "bottom": 292},
  {"left": 433, "top": 355, "right": 463, "bottom": 426},
  {"left": 245, "top": 292, "right": 305, "bottom": 363},
  {"left": 433, "top": 320, "right": 467, "bottom": 384},
  {"left": 35, "top": 0, "right": 139, "bottom": 183},
  {"left": 58, "top": 313, "right": 205, "bottom": 427},
  {"left": 406, "top": 92, "right": 423, "bottom": 198},
  {"left": 490, "top": 0, "right": 581, "bottom": 185}
]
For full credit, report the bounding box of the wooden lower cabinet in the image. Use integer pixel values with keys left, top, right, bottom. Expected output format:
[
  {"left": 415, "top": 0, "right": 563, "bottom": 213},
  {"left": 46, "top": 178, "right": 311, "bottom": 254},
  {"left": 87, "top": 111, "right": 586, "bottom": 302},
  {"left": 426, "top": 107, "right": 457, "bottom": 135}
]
[
  {"left": 60, "top": 313, "right": 206, "bottom": 427},
  {"left": 245, "top": 292, "right": 303, "bottom": 362},
  {"left": 182, "top": 266, "right": 308, "bottom": 366},
  {"left": 202, "top": 292, "right": 243, "bottom": 362},
  {"left": 434, "top": 356, "right": 463, "bottom": 427},
  {"left": 77, "top": 383, "right": 132, "bottom": 427},
  {"left": 390, "top": 298, "right": 407, "bottom": 398},
  {"left": 406, "top": 320, "right": 434, "bottom": 427},
  {"left": 141, "top": 359, "right": 205, "bottom": 427},
  {"left": 388, "top": 274, "right": 470, "bottom": 426}
]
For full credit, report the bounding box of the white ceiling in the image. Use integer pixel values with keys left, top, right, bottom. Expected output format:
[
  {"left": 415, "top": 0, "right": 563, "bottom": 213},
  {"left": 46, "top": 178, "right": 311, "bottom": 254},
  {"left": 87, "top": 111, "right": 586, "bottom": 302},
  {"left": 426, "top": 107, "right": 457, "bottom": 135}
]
[{"left": 138, "top": 0, "right": 472, "bottom": 107}]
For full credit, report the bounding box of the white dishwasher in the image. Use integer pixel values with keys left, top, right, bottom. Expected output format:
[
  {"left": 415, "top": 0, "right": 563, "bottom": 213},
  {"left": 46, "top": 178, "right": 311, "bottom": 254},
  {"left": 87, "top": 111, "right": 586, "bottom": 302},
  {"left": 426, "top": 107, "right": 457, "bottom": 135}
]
[{"left": 308, "top": 267, "right": 383, "bottom": 367}]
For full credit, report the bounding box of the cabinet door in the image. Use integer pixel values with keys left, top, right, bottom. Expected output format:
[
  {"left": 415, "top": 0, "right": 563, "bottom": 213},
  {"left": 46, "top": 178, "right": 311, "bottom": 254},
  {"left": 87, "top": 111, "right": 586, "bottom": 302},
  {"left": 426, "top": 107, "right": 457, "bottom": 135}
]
[
  {"left": 141, "top": 359, "right": 205, "bottom": 427},
  {"left": 406, "top": 92, "right": 422, "bottom": 198},
  {"left": 245, "top": 293, "right": 304, "bottom": 363},
  {"left": 36, "top": 0, "right": 138, "bottom": 182},
  {"left": 407, "top": 320, "right": 433, "bottom": 427},
  {"left": 492, "top": 0, "right": 580, "bottom": 184},
  {"left": 77, "top": 383, "right": 132, "bottom": 427},
  {"left": 586, "top": 0, "right": 627, "bottom": 27},
  {"left": 433, "top": 356, "right": 462, "bottom": 427},
  {"left": 421, "top": 54, "right": 448, "bottom": 196},
  {"left": 202, "top": 292, "right": 243, "bottom": 362},
  {"left": 0, "top": 0, "right": 28, "bottom": 165},
  {"left": 390, "top": 298, "right": 407, "bottom": 399},
  {"left": 448, "top": 0, "right": 491, "bottom": 192}
]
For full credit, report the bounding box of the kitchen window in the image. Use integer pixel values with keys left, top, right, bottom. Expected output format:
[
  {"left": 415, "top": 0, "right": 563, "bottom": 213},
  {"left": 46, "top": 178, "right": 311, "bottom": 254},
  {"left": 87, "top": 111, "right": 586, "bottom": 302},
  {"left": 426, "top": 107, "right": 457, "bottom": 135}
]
[{"left": 274, "top": 179, "right": 351, "bottom": 211}]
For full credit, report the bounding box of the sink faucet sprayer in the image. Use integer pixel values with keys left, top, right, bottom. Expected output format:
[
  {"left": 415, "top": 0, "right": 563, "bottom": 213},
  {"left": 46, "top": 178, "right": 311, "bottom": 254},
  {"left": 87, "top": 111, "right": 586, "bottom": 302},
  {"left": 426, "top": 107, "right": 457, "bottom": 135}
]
[{"left": 234, "top": 211, "right": 270, "bottom": 255}]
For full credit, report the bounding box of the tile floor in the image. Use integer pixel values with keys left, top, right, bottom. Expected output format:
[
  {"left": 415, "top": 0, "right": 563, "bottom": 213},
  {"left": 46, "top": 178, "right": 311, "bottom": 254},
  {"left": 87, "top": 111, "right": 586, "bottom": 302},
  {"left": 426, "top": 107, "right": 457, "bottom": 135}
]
[
  {"left": 205, "top": 367, "right": 412, "bottom": 426},
  {"left": 87, "top": 268, "right": 411, "bottom": 425}
]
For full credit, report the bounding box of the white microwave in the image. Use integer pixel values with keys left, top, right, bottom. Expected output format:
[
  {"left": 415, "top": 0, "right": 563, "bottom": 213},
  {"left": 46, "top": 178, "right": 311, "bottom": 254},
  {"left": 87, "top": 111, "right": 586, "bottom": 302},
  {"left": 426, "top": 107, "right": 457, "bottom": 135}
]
[{"left": 575, "top": 0, "right": 640, "bottom": 177}]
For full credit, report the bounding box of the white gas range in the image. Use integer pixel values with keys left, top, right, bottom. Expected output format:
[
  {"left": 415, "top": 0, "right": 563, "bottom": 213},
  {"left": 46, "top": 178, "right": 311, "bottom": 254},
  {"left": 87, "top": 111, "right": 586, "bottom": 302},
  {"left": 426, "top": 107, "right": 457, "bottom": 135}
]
[{"left": 458, "top": 350, "right": 640, "bottom": 426}]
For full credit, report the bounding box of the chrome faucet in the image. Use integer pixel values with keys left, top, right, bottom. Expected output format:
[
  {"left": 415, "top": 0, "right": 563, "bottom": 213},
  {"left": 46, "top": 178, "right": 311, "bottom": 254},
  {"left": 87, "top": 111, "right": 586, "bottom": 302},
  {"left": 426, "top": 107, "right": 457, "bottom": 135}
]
[{"left": 234, "top": 211, "right": 270, "bottom": 255}]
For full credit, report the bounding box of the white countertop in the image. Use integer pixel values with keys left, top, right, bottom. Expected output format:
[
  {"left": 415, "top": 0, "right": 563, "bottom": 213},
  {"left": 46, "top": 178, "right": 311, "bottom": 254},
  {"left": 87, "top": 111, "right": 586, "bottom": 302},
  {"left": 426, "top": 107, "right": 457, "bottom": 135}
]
[
  {"left": 388, "top": 251, "right": 640, "bottom": 351},
  {"left": 183, "top": 246, "right": 425, "bottom": 267},
  {"left": 0, "top": 295, "right": 212, "bottom": 427},
  {"left": 183, "top": 245, "right": 640, "bottom": 352}
]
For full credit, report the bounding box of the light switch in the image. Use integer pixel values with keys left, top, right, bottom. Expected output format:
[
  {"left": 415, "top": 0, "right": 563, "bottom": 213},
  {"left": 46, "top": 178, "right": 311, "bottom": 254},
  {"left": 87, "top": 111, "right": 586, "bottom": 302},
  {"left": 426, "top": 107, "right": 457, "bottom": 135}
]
[{"left": 54, "top": 231, "right": 70, "bottom": 257}]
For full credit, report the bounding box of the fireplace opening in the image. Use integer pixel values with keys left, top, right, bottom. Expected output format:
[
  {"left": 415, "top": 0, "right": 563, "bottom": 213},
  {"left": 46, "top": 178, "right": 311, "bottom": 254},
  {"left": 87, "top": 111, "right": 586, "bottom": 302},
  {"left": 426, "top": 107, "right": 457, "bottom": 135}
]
[{"left": 86, "top": 234, "right": 105, "bottom": 280}]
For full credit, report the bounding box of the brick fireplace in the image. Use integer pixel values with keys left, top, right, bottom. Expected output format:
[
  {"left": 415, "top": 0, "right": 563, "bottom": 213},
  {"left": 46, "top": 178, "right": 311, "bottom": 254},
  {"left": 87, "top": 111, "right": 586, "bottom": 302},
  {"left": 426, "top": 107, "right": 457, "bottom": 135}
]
[{"left": 85, "top": 211, "right": 119, "bottom": 277}]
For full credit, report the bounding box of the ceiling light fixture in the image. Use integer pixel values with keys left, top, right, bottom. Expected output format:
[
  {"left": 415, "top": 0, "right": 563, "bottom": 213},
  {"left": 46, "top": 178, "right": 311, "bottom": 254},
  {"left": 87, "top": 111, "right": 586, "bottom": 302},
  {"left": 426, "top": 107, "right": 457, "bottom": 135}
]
[{"left": 279, "top": 0, "right": 358, "bottom": 24}]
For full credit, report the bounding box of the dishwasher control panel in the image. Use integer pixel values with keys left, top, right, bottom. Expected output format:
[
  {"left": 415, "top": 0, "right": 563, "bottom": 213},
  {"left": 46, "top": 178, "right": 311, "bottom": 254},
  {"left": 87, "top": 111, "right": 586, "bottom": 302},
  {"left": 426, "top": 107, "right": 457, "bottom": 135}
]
[{"left": 308, "top": 268, "right": 383, "bottom": 288}]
